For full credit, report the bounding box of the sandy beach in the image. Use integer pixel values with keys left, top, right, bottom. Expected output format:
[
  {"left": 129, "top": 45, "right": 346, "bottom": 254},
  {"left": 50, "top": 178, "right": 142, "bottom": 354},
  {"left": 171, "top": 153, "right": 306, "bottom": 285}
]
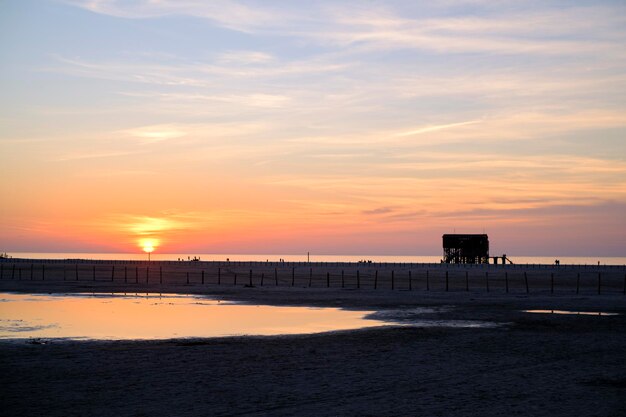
[{"left": 1, "top": 260, "right": 626, "bottom": 416}]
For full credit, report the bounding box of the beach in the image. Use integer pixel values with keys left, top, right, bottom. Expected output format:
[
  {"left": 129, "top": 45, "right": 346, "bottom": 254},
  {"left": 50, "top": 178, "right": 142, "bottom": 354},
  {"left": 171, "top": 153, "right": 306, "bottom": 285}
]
[{"left": 1, "top": 260, "right": 626, "bottom": 416}]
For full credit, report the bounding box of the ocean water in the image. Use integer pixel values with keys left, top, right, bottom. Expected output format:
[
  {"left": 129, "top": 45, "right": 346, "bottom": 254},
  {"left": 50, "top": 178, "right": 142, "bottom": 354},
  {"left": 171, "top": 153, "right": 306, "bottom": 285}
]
[{"left": 6, "top": 252, "right": 626, "bottom": 265}]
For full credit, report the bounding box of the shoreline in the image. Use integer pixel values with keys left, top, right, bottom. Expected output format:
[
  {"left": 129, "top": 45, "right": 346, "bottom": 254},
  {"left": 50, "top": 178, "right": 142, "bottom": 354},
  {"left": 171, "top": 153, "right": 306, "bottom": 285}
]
[{"left": 2, "top": 263, "right": 626, "bottom": 416}]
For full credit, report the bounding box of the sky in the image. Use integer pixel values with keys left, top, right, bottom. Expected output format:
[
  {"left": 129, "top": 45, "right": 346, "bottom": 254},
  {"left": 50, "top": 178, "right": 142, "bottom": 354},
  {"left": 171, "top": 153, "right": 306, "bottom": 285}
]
[{"left": 1, "top": 0, "right": 625, "bottom": 256}]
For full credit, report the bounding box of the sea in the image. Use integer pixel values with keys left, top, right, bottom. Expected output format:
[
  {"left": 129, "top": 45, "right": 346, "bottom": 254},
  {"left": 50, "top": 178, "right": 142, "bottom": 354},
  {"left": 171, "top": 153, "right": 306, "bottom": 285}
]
[{"left": 5, "top": 253, "right": 626, "bottom": 266}]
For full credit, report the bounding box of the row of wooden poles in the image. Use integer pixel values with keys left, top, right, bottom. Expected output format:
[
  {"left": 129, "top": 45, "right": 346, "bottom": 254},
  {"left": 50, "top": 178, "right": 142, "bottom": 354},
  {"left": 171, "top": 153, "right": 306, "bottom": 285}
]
[{"left": 2, "top": 263, "right": 626, "bottom": 295}]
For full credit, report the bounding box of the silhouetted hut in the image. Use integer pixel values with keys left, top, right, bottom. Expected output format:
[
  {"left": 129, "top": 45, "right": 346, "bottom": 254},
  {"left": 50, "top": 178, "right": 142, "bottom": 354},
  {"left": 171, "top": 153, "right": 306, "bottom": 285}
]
[{"left": 443, "top": 234, "right": 489, "bottom": 264}]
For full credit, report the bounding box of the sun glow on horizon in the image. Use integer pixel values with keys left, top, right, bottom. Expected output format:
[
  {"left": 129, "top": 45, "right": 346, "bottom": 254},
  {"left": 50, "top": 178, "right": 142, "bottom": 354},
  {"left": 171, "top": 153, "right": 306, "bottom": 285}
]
[{"left": 140, "top": 239, "right": 158, "bottom": 253}]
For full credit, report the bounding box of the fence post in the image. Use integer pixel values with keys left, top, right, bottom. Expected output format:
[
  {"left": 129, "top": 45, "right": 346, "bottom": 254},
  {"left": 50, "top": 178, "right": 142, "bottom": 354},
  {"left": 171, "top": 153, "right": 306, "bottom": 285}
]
[
  {"left": 445, "top": 271, "right": 448, "bottom": 292},
  {"left": 485, "top": 271, "right": 489, "bottom": 292},
  {"left": 505, "top": 272, "right": 508, "bottom": 293},
  {"left": 524, "top": 271, "right": 529, "bottom": 294}
]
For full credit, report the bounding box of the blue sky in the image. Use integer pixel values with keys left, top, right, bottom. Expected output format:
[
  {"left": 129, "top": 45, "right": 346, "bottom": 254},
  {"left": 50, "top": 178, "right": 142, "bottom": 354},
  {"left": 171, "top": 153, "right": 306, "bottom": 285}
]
[{"left": 1, "top": 0, "right": 625, "bottom": 255}]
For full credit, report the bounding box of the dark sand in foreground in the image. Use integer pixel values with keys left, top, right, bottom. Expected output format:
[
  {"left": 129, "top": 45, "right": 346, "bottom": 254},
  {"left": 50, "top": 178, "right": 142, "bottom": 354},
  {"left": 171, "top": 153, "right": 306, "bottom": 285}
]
[{"left": 1, "top": 261, "right": 626, "bottom": 416}]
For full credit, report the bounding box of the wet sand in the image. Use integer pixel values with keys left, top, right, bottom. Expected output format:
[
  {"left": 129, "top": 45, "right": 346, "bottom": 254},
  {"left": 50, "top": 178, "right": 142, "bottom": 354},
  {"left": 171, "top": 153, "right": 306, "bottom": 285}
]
[{"left": 1, "top": 261, "right": 626, "bottom": 416}]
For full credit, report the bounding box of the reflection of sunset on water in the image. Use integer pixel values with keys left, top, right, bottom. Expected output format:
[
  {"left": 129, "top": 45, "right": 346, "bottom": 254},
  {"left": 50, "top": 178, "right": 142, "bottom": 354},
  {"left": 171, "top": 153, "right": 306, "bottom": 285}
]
[{"left": 0, "top": 293, "right": 384, "bottom": 340}]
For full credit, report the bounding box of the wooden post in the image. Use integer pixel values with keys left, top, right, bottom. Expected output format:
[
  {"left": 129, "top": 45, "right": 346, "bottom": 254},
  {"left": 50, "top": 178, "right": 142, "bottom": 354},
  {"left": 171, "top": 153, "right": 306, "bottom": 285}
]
[
  {"left": 275, "top": 268, "right": 278, "bottom": 286},
  {"left": 524, "top": 271, "right": 529, "bottom": 294},
  {"left": 485, "top": 271, "right": 489, "bottom": 292},
  {"left": 409, "top": 270, "right": 412, "bottom": 291},
  {"left": 392, "top": 270, "right": 395, "bottom": 290},
  {"left": 326, "top": 272, "right": 330, "bottom": 288},
  {"left": 125, "top": 266, "right": 127, "bottom": 283},
  {"left": 445, "top": 271, "right": 448, "bottom": 292},
  {"left": 426, "top": 270, "right": 430, "bottom": 291},
  {"left": 111, "top": 265, "right": 114, "bottom": 282},
  {"left": 309, "top": 268, "right": 312, "bottom": 287},
  {"left": 357, "top": 270, "right": 360, "bottom": 289},
  {"left": 505, "top": 272, "right": 508, "bottom": 293},
  {"left": 161, "top": 267, "right": 163, "bottom": 284},
  {"left": 291, "top": 267, "right": 295, "bottom": 287},
  {"left": 465, "top": 271, "right": 469, "bottom": 292},
  {"left": 341, "top": 270, "right": 345, "bottom": 288},
  {"left": 93, "top": 265, "right": 96, "bottom": 281},
  {"left": 218, "top": 267, "right": 221, "bottom": 285},
  {"left": 550, "top": 273, "right": 554, "bottom": 294},
  {"left": 374, "top": 270, "right": 378, "bottom": 289},
  {"left": 201, "top": 270, "right": 204, "bottom": 285},
  {"left": 597, "top": 272, "right": 601, "bottom": 295}
]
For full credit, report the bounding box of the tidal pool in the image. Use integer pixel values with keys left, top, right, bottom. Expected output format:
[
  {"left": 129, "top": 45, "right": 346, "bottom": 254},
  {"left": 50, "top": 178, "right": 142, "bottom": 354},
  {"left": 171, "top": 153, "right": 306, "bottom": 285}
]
[
  {"left": 0, "top": 292, "right": 388, "bottom": 340},
  {"left": 524, "top": 309, "right": 619, "bottom": 316}
]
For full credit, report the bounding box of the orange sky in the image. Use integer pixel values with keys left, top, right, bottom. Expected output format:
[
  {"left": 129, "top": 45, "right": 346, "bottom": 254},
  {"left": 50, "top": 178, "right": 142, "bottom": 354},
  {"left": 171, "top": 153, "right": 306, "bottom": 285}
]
[{"left": 1, "top": 1, "right": 625, "bottom": 256}]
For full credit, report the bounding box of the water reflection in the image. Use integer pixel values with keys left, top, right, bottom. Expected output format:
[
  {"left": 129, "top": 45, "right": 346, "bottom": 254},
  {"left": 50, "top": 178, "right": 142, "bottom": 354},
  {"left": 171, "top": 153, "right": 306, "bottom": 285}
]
[
  {"left": 524, "top": 310, "right": 619, "bottom": 316},
  {"left": 0, "top": 293, "right": 386, "bottom": 340}
]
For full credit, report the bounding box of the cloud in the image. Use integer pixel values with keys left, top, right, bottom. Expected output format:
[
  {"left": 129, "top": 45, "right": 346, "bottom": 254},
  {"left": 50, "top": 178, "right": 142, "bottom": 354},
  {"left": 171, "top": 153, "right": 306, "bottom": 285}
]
[
  {"left": 62, "top": 0, "right": 286, "bottom": 33},
  {"left": 394, "top": 120, "right": 481, "bottom": 137},
  {"left": 362, "top": 207, "right": 395, "bottom": 215},
  {"left": 123, "top": 124, "right": 188, "bottom": 143}
]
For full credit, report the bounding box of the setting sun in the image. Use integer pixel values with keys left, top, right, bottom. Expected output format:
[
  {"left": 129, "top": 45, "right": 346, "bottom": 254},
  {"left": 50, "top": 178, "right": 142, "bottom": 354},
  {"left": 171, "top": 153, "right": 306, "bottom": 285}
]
[{"left": 140, "top": 239, "right": 158, "bottom": 253}]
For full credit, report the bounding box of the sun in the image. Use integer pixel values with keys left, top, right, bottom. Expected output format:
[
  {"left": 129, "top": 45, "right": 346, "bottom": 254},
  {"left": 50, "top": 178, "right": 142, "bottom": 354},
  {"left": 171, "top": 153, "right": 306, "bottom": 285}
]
[{"left": 139, "top": 238, "right": 158, "bottom": 253}]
